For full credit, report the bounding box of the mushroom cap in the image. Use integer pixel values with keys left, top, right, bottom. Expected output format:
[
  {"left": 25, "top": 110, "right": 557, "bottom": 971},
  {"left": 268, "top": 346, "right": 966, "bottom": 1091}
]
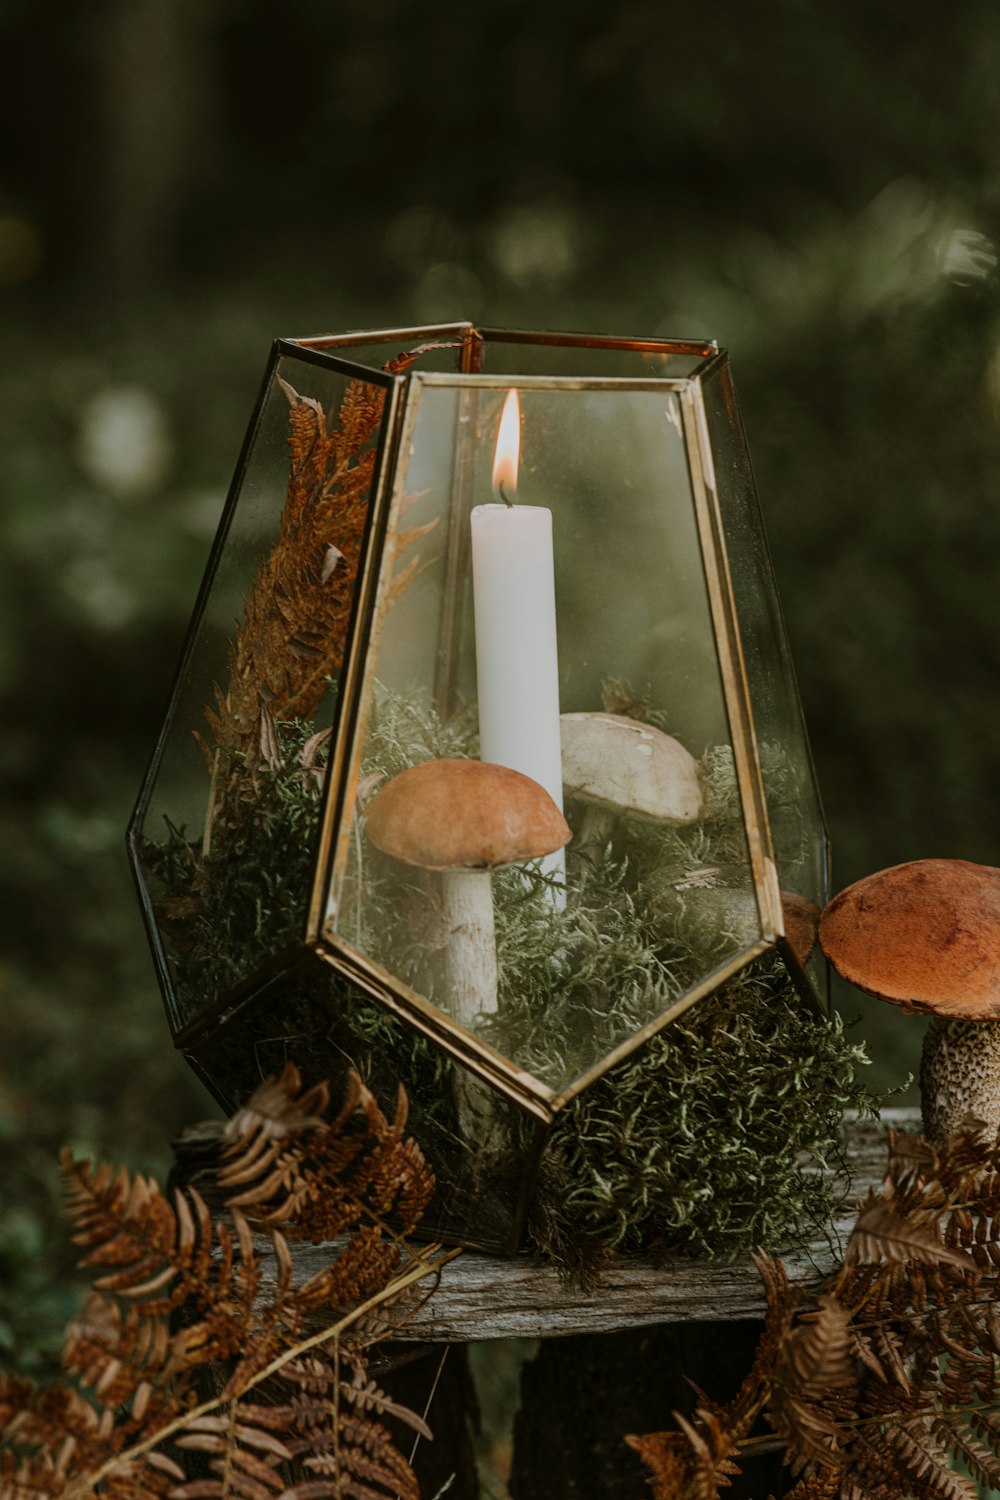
[
  {"left": 365, "top": 758, "right": 571, "bottom": 872},
  {"left": 819, "top": 858, "right": 1000, "bottom": 1019},
  {"left": 560, "top": 712, "right": 702, "bottom": 824}
]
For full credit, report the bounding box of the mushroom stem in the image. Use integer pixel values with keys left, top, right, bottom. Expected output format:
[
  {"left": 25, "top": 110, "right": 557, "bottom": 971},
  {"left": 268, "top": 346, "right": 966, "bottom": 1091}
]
[
  {"left": 575, "top": 803, "right": 615, "bottom": 865},
  {"left": 920, "top": 1017, "right": 1000, "bottom": 1145},
  {"left": 440, "top": 869, "right": 498, "bottom": 1023}
]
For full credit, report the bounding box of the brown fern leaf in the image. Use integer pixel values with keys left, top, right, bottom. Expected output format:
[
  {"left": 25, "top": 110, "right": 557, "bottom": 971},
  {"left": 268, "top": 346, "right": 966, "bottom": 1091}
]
[
  {"left": 0, "top": 1375, "right": 107, "bottom": 1489},
  {"left": 220, "top": 1067, "right": 434, "bottom": 1241},
  {"left": 276, "top": 1352, "right": 425, "bottom": 1500},
  {"left": 872, "top": 1322, "right": 913, "bottom": 1395},
  {"left": 293, "top": 1413, "right": 422, "bottom": 1500},
  {"left": 0, "top": 1366, "right": 187, "bottom": 1500},
  {"left": 672, "top": 1407, "right": 743, "bottom": 1499},
  {"left": 627, "top": 1379, "right": 759, "bottom": 1496},
  {"left": 340, "top": 1359, "right": 432, "bottom": 1441},
  {"left": 61, "top": 1152, "right": 220, "bottom": 1317},
  {"left": 97, "top": 1455, "right": 179, "bottom": 1499},
  {"left": 847, "top": 1192, "right": 976, "bottom": 1268},
  {"left": 884, "top": 1130, "right": 941, "bottom": 1189},
  {"left": 2, "top": 1072, "right": 442, "bottom": 1500},
  {"left": 881, "top": 1418, "right": 977, "bottom": 1500},
  {"left": 630, "top": 1256, "right": 796, "bottom": 1499},
  {"left": 295, "top": 1225, "right": 402, "bottom": 1318},
  {"left": 226, "top": 1063, "right": 331, "bottom": 1143},
  {"left": 769, "top": 1389, "right": 845, "bottom": 1476},
  {"left": 624, "top": 1430, "right": 693, "bottom": 1500},
  {"left": 934, "top": 1413, "right": 1000, "bottom": 1491},
  {"left": 62, "top": 1292, "right": 179, "bottom": 1427},
  {"left": 61, "top": 1155, "right": 271, "bottom": 1390},
  {"left": 198, "top": 374, "right": 381, "bottom": 848},
  {"left": 782, "top": 1473, "right": 841, "bottom": 1500},
  {"left": 778, "top": 1293, "right": 856, "bottom": 1400},
  {"left": 171, "top": 1403, "right": 292, "bottom": 1498}
]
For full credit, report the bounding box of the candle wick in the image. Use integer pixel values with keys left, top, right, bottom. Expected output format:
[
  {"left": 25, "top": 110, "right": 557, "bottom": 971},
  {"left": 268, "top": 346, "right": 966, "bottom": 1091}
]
[{"left": 497, "top": 480, "right": 515, "bottom": 509}]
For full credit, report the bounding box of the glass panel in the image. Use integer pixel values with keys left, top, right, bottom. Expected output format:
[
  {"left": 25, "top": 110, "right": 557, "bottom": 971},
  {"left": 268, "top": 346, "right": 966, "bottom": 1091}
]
[
  {"left": 189, "top": 964, "right": 530, "bottom": 1253},
  {"left": 698, "top": 360, "right": 829, "bottom": 989},
  {"left": 132, "top": 353, "right": 391, "bottom": 1032},
  {"left": 327, "top": 379, "right": 763, "bottom": 1099}
]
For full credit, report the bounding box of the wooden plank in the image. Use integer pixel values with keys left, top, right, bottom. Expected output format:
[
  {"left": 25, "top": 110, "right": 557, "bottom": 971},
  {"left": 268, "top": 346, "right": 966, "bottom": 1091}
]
[{"left": 252, "top": 1109, "right": 916, "bottom": 1342}]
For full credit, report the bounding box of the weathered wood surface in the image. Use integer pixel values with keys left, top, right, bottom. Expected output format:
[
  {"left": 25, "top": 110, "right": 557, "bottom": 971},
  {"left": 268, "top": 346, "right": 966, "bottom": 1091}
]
[{"left": 256, "top": 1109, "right": 917, "bottom": 1342}]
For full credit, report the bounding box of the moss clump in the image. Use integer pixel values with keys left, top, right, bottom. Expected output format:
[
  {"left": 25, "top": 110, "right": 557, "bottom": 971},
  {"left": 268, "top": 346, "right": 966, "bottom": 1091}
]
[{"left": 528, "top": 955, "right": 876, "bottom": 1282}]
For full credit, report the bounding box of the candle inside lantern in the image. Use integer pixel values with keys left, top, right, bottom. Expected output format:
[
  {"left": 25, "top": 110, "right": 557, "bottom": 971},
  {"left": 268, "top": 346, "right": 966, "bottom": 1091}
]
[{"left": 471, "top": 389, "right": 566, "bottom": 902}]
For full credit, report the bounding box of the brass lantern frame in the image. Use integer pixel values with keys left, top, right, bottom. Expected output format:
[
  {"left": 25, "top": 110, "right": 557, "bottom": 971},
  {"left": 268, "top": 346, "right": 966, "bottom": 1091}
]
[{"left": 129, "top": 321, "right": 827, "bottom": 1138}]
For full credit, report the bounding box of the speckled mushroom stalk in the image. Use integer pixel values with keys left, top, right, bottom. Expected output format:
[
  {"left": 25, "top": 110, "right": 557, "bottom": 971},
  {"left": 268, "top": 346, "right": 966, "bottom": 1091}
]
[
  {"left": 921, "top": 1018, "right": 1000, "bottom": 1144},
  {"left": 819, "top": 858, "right": 1000, "bottom": 1145}
]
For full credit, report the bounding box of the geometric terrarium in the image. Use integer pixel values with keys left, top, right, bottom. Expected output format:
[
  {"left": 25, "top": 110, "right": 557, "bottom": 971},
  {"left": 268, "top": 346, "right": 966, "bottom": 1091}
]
[{"left": 128, "top": 323, "right": 830, "bottom": 1253}]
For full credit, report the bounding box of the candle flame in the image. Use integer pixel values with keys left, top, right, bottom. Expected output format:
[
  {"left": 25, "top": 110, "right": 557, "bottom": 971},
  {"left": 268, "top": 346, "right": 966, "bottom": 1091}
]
[{"left": 491, "top": 388, "right": 520, "bottom": 504}]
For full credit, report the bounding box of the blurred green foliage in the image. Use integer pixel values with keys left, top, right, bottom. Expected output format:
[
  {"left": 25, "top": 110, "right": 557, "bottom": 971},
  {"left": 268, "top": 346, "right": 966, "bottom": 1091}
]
[{"left": 2, "top": 0, "right": 1000, "bottom": 1371}]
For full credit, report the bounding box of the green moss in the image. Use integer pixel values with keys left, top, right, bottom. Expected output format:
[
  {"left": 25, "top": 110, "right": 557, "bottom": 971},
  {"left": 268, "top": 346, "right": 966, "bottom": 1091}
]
[{"left": 529, "top": 956, "right": 876, "bottom": 1281}]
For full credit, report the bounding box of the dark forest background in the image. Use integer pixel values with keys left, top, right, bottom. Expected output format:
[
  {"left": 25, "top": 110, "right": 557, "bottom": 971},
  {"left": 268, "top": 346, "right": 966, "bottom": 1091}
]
[{"left": 3, "top": 0, "right": 1000, "bottom": 1375}]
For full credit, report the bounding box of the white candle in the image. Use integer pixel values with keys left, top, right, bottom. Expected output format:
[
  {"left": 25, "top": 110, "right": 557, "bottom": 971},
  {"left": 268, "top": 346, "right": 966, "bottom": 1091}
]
[{"left": 470, "top": 395, "right": 565, "bottom": 902}]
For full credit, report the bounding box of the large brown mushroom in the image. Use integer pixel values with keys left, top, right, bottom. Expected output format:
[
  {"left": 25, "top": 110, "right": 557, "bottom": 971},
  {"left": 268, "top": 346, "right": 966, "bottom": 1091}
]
[
  {"left": 365, "top": 757, "right": 571, "bottom": 1025},
  {"left": 819, "top": 858, "right": 1000, "bottom": 1143}
]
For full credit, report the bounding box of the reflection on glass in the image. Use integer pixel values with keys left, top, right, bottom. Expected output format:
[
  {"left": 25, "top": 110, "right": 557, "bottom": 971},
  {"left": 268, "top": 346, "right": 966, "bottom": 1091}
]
[
  {"left": 134, "top": 354, "right": 390, "bottom": 1029},
  {"left": 329, "top": 382, "right": 764, "bottom": 1097}
]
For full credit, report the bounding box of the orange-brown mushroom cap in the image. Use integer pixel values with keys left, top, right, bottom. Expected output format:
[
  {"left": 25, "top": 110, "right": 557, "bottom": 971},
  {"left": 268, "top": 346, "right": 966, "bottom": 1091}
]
[
  {"left": 819, "top": 858, "right": 1000, "bottom": 1019},
  {"left": 365, "top": 758, "right": 571, "bottom": 872}
]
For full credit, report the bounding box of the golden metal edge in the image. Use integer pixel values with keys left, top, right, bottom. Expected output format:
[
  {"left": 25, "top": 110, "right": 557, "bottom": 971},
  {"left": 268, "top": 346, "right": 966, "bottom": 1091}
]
[
  {"left": 287, "top": 323, "right": 715, "bottom": 357},
  {"left": 314, "top": 938, "right": 557, "bottom": 1124},
  {"left": 474, "top": 326, "right": 718, "bottom": 356},
  {"left": 410, "top": 372, "right": 696, "bottom": 392},
  {"left": 679, "top": 381, "right": 785, "bottom": 942},
  {"left": 305, "top": 376, "right": 409, "bottom": 943},
  {"left": 317, "top": 380, "right": 431, "bottom": 944},
  {"left": 433, "top": 384, "right": 480, "bottom": 713}
]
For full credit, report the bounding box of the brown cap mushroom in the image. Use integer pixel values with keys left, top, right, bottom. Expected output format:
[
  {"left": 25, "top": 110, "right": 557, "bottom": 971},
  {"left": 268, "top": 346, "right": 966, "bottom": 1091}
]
[
  {"left": 366, "top": 758, "right": 570, "bottom": 1023},
  {"left": 560, "top": 712, "right": 702, "bottom": 861},
  {"left": 819, "top": 858, "right": 1000, "bottom": 1143},
  {"left": 367, "top": 757, "right": 570, "bottom": 872}
]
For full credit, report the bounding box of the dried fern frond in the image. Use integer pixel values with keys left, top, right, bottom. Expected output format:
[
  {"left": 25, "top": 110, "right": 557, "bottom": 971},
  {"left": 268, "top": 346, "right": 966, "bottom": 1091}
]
[
  {"left": 631, "top": 1124, "right": 1000, "bottom": 1500},
  {"left": 218, "top": 1062, "right": 435, "bottom": 1241},
  {"left": 202, "top": 346, "right": 439, "bottom": 857},
  {"left": 0, "top": 1070, "right": 442, "bottom": 1500}
]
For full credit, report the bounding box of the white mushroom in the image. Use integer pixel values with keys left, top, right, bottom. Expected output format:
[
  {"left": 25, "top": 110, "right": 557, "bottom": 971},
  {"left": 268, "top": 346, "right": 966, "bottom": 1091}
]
[
  {"left": 365, "top": 757, "right": 571, "bottom": 1025},
  {"left": 560, "top": 712, "right": 702, "bottom": 861}
]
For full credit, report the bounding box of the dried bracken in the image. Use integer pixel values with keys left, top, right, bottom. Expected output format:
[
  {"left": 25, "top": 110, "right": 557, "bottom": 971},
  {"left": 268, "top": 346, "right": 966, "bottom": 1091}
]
[
  {"left": 0, "top": 1065, "right": 442, "bottom": 1500},
  {"left": 630, "top": 1123, "right": 1000, "bottom": 1500},
  {"left": 199, "top": 346, "right": 437, "bottom": 853}
]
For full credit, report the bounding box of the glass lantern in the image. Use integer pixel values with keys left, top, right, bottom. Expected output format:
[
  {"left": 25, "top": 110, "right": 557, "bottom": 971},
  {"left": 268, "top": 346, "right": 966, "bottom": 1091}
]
[{"left": 129, "top": 324, "right": 828, "bottom": 1253}]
